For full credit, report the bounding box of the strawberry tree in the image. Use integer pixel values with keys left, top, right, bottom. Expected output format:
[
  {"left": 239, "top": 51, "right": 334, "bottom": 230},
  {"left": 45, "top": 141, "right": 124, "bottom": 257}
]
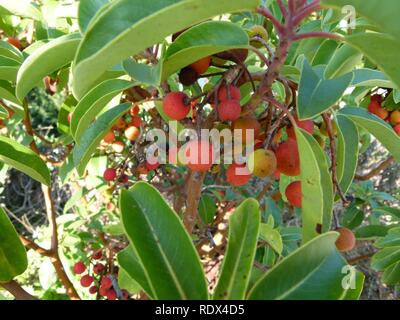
[{"left": 0, "top": 0, "right": 400, "bottom": 300}]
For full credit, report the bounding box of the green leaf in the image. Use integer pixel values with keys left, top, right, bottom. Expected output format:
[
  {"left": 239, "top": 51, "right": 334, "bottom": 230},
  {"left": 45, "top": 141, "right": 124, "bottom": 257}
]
[
  {"left": 72, "top": 0, "right": 259, "bottom": 98},
  {"left": 118, "top": 268, "right": 141, "bottom": 295},
  {"left": 297, "top": 59, "right": 353, "bottom": 119},
  {"left": 16, "top": 33, "right": 81, "bottom": 102},
  {"left": 0, "top": 80, "right": 21, "bottom": 105},
  {"left": 355, "top": 225, "right": 390, "bottom": 239},
  {"left": 373, "top": 207, "right": 400, "bottom": 220},
  {"left": 341, "top": 204, "right": 364, "bottom": 230},
  {"left": 0, "top": 105, "right": 7, "bottom": 118},
  {"left": 0, "top": 207, "right": 28, "bottom": 282},
  {"left": 0, "top": 40, "right": 24, "bottom": 62},
  {"left": 248, "top": 232, "right": 347, "bottom": 300},
  {"left": 213, "top": 199, "right": 260, "bottom": 300},
  {"left": 120, "top": 181, "right": 208, "bottom": 299},
  {"left": 338, "top": 107, "right": 400, "bottom": 161},
  {"left": 73, "top": 102, "right": 131, "bottom": 176},
  {"left": 345, "top": 33, "right": 400, "bottom": 89},
  {"left": 372, "top": 247, "right": 400, "bottom": 271},
  {"left": 198, "top": 194, "right": 217, "bottom": 225},
  {"left": 0, "top": 0, "right": 42, "bottom": 20},
  {"left": 0, "top": 135, "right": 50, "bottom": 185},
  {"left": 381, "top": 262, "right": 400, "bottom": 285},
  {"left": 70, "top": 79, "right": 132, "bottom": 142},
  {"left": 325, "top": 44, "right": 363, "bottom": 79},
  {"left": 0, "top": 55, "right": 20, "bottom": 82},
  {"left": 78, "top": 0, "right": 110, "bottom": 34},
  {"left": 311, "top": 39, "right": 339, "bottom": 66},
  {"left": 336, "top": 115, "right": 359, "bottom": 195},
  {"left": 117, "top": 245, "right": 153, "bottom": 297},
  {"left": 340, "top": 270, "right": 365, "bottom": 300},
  {"left": 259, "top": 223, "right": 283, "bottom": 255},
  {"left": 351, "top": 69, "right": 394, "bottom": 88},
  {"left": 296, "top": 128, "right": 333, "bottom": 243}
]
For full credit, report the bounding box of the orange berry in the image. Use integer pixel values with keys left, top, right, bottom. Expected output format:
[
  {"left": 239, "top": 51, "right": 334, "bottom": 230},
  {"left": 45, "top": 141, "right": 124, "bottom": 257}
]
[
  {"left": 335, "top": 228, "right": 356, "bottom": 252},
  {"left": 190, "top": 56, "right": 211, "bottom": 74},
  {"left": 285, "top": 181, "right": 302, "bottom": 208},
  {"left": 276, "top": 139, "right": 300, "bottom": 177},
  {"left": 226, "top": 163, "right": 251, "bottom": 186},
  {"left": 103, "top": 131, "right": 115, "bottom": 144},
  {"left": 182, "top": 140, "right": 214, "bottom": 172},
  {"left": 124, "top": 125, "right": 140, "bottom": 141},
  {"left": 163, "top": 92, "right": 190, "bottom": 120}
]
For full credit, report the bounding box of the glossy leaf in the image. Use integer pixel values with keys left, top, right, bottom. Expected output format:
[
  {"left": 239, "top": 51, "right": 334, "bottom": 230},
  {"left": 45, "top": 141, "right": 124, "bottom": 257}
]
[
  {"left": 259, "top": 223, "right": 283, "bottom": 255},
  {"left": 339, "top": 107, "right": 400, "bottom": 161},
  {"left": 73, "top": 102, "right": 131, "bottom": 176},
  {"left": 70, "top": 79, "right": 132, "bottom": 142},
  {"left": 72, "top": 0, "right": 259, "bottom": 98},
  {"left": 296, "top": 128, "right": 333, "bottom": 243},
  {"left": 78, "top": 0, "right": 110, "bottom": 33},
  {"left": 248, "top": 232, "right": 347, "bottom": 300},
  {"left": 0, "top": 207, "right": 28, "bottom": 282},
  {"left": 340, "top": 270, "right": 365, "bottom": 300},
  {"left": 351, "top": 69, "right": 393, "bottom": 88},
  {"left": 297, "top": 59, "right": 353, "bottom": 119},
  {"left": 117, "top": 245, "right": 153, "bottom": 297},
  {"left": 355, "top": 225, "right": 390, "bottom": 239},
  {"left": 0, "top": 135, "right": 50, "bottom": 185},
  {"left": 0, "top": 41, "right": 23, "bottom": 62},
  {"left": 118, "top": 268, "right": 141, "bottom": 295},
  {"left": 336, "top": 115, "right": 359, "bottom": 195},
  {"left": 0, "top": 0, "right": 42, "bottom": 20},
  {"left": 16, "top": 33, "right": 81, "bottom": 102},
  {"left": 198, "top": 194, "right": 217, "bottom": 225},
  {"left": 213, "top": 199, "right": 260, "bottom": 300},
  {"left": 120, "top": 182, "right": 208, "bottom": 299},
  {"left": 0, "top": 80, "right": 21, "bottom": 105},
  {"left": 0, "top": 56, "right": 20, "bottom": 82},
  {"left": 341, "top": 204, "right": 364, "bottom": 230},
  {"left": 324, "top": 44, "right": 363, "bottom": 79}
]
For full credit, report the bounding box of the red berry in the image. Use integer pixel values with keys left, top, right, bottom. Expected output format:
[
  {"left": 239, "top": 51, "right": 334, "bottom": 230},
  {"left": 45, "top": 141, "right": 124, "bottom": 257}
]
[
  {"left": 394, "top": 124, "right": 400, "bottom": 136},
  {"left": 163, "top": 92, "right": 190, "bottom": 120},
  {"left": 103, "top": 168, "right": 117, "bottom": 182},
  {"left": 218, "top": 85, "right": 241, "bottom": 102},
  {"left": 106, "top": 289, "right": 117, "bottom": 300},
  {"left": 276, "top": 139, "right": 300, "bottom": 177},
  {"left": 129, "top": 105, "right": 139, "bottom": 116},
  {"left": 145, "top": 159, "right": 160, "bottom": 171},
  {"left": 119, "top": 174, "right": 129, "bottom": 184},
  {"left": 89, "top": 286, "right": 98, "bottom": 295},
  {"left": 7, "top": 37, "right": 22, "bottom": 50},
  {"left": 73, "top": 262, "right": 86, "bottom": 274},
  {"left": 130, "top": 116, "right": 142, "bottom": 127},
  {"left": 93, "top": 263, "right": 105, "bottom": 275},
  {"left": 99, "top": 286, "right": 109, "bottom": 297},
  {"left": 182, "top": 140, "right": 214, "bottom": 172},
  {"left": 285, "top": 181, "right": 302, "bottom": 208},
  {"left": 80, "top": 275, "right": 94, "bottom": 287},
  {"left": 100, "top": 276, "right": 113, "bottom": 290},
  {"left": 92, "top": 250, "right": 103, "bottom": 260},
  {"left": 226, "top": 163, "right": 251, "bottom": 186},
  {"left": 286, "top": 117, "right": 314, "bottom": 139},
  {"left": 218, "top": 99, "right": 241, "bottom": 122}
]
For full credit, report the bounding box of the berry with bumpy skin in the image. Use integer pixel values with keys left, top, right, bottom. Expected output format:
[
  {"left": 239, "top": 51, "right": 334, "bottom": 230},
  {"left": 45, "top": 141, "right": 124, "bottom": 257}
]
[
  {"left": 130, "top": 116, "right": 142, "bottom": 128},
  {"left": 285, "top": 181, "right": 302, "bottom": 208},
  {"left": 80, "top": 275, "right": 94, "bottom": 287},
  {"left": 226, "top": 163, "right": 251, "bottom": 186},
  {"left": 320, "top": 121, "right": 338, "bottom": 137},
  {"left": 73, "top": 262, "right": 86, "bottom": 274},
  {"left": 390, "top": 110, "right": 400, "bottom": 125},
  {"left": 99, "top": 286, "right": 108, "bottom": 297},
  {"left": 111, "top": 141, "right": 125, "bottom": 153},
  {"left": 163, "top": 92, "right": 190, "bottom": 120},
  {"left": 248, "top": 149, "right": 277, "bottom": 178},
  {"left": 89, "top": 286, "right": 98, "bottom": 295},
  {"left": 286, "top": 117, "right": 314, "bottom": 139},
  {"left": 103, "top": 131, "right": 115, "bottom": 144},
  {"left": 100, "top": 276, "right": 113, "bottom": 290},
  {"left": 218, "top": 99, "right": 241, "bottom": 122},
  {"left": 179, "top": 67, "right": 198, "bottom": 86},
  {"left": 190, "top": 56, "right": 211, "bottom": 74},
  {"left": 103, "top": 168, "right": 117, "bottom": 182},
  {"left": 93, "top": 263, "right": 105, "bottom": 275},
  {"left": 249, "top": 25, "right": 269, "bottom": 48},
  {"left": 276, "top": 139, "right": 300, "bottom": 176},
  {"left": 218, "top": 85, "right": 241, "bottom": 102},
  {"left": 92, "top": 250, "right": 103, "bottom": 260},
  {"left": 7, "top": 37, "right": 22, "bottom": 50},
  {"left": 106, "top": 289, "right": 117, "bottom": 300},
  {"left": 182, "top": 140, "right": 214, "bottom": 172},
  {"left": 335, "top": 228, "right": 356, "bottom": 252},
  {"left": 124, "top": 125, "right": 140, "bottom": 141},
  {"left": 232, "top": 116, "right": 261, "bottom": 144},
  {"left": 368, "top": 101, "right": 388, "bottom": 120},
  {"left": 394, "top": 124, "right": 400, "bottom": 135}
]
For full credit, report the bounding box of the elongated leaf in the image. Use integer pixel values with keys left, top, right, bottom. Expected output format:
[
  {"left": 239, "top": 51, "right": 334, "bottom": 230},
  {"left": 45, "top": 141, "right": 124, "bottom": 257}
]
[
  {"left": 325, "top": 44, "right": 363, "bottom": 79},
  {"left": 0, "top": 207, "right": 28, "bottom": 282},
  {"left": 78, "top": 0, "right": 110, "bottom": 33},
  {"left": 117, "top": 245, "right": 154, "bottom": 297},
  {"left": 120, "top": 182, "right": 208, "bottom": 299},
  {"left": 338, "top": 107, "right": 400, "bottom": 161},
  {"left": 345, "top": 33, "right": 400, "bottom": 90},
  {"left": 198, "top": 194, "right": 217, "bottom": 225},
  {"left": 70, "top": 79, "right": 132, "bottom": 142},
  {"left": 213, "top": 199, "right": 260, "bottom": 300},
  {"left": 297, "top": 59, "right": 353, "bottom": 119},
  {"left": 0, "top": 105, "right": 7, "bottom": 118},
  {"left": 16, "top": 33, "right": 81, "bottom": 101},
  {"left": 355, "top": 225, "right": 390, "bottom": 239},
  {"left": 0, "top": 80, "right": 21, "bottom": 105},
  {"left": 0, "top": 0, "right": 42, "bottom": 20},
  {"left": 336, "top": 115, "right": 359, "bottom": 195},
  {"left": 351, "top": 69, "right": 393, "bottom": 88},
  {"left": 0, "top": 41, "right": 23, "bottom": 62},
  {"left": 259, "top": 223, "right": 283, "bottom": 255},
  {"left": 311, "top": 39, "right": 339, "bottom": 66},
  {"left": 340, "top": 270, "right": 365, "bottom": 300},
  {"left": 0, "top": 55, "right": 20, "bottom": 82},
  {"left": 248, "top": 232, "right": 346, "bottom": 300},
  {"left": 118, "top": 268, "right": 141, "bottom": 295},
  {"left": 73, "top": 102, "right": 131, "bottom": 176},
  {"left": 72, "top": 0, "right": 259, "bottom": 98},
  {"left": 296, "top": 128, "right": 333, "bottom": 243},
  {"left": 0, "top": 135, "right": 50, "bottom": 185}
]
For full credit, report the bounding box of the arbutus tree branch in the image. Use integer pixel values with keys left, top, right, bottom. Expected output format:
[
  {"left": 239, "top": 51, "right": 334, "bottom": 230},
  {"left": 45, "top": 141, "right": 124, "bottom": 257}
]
[
  {"left": 0, "top": 281, "right": 37, "bottom": 300},
  {"left": 354, "top": 156, "right": 395, "bottom": 181}
]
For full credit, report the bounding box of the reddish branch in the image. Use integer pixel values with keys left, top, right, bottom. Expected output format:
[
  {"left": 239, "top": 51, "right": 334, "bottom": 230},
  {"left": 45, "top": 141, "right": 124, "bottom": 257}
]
[
  {"left": 0, "top": 281, "right": 37, "bottom": 300},
  {"left": 355, "top": 156, "right": 395, "bottom": 181},
  {"left": 293, "top": 32, "right": 344, "bottom": 42},
  {"left": 184, "top": 171, "right": 206, "bottom": 233}
]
